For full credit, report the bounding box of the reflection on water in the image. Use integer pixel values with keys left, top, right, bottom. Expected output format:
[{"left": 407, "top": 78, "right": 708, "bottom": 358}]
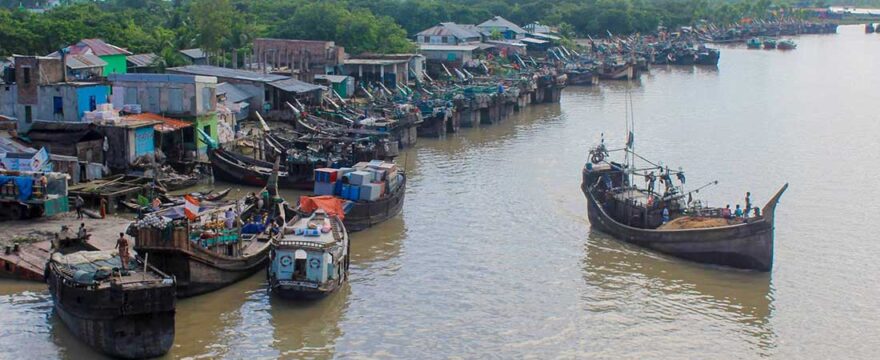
[{"left": 582, "top": 231, "right": 776, "bottom": 356}]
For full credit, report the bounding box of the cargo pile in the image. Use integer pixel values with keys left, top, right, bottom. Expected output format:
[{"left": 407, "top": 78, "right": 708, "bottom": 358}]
[{"left": 312, "top": 160, "right": 400, "bottom": 202}]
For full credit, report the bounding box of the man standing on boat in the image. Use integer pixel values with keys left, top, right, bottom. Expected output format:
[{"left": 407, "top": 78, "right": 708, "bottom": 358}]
[
  {"left": 116, "top": 232, "right": 131, "bottom": 272},
  {"left": 744, "top": 192, "right": 752, "bottom": 219}
]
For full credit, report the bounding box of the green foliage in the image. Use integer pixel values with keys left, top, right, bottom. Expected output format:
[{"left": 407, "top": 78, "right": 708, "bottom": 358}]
[{"left": 0, "top": 0, "right": 829, "bottom": 59}]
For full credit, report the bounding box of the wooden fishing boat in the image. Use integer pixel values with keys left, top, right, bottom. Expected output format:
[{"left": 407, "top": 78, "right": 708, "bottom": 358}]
[
  {"left": 763, "top": 38, "right": 777, "bottom": 49},
  {"left": 566, "top": 69, "right": 598, "bottom": 86},
  {"left": 209, "top": 146, "right": 327, "bottom": 190},
  {"left": 596, "top": 62, "right": 635, "bottom": 80},
  {"left": 342, "top": 172, "right": 406, "bottom": 232},
  {"left": 777, "top": 39, "right": 797, "bottom": 50},
  {"left": 46, "top": 249, "right": 176, "bottom": 358},
  {"left": 746, "top": 38, "right": 762, "bottom": 49},
  {"left": 133, "top": 165, "right": 286, "bottom": 297},
  {"left": 268, "top": 210, "right": 349, "bottom": 300},
  {"left": 581, "top": 159, "right": 787, "bottom": 272}
]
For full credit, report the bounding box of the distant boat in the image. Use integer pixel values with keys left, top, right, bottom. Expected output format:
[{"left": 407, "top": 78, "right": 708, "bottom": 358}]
[
  {"left": 46, "top": 250, "right": 176, "bottom": 358},
  {"left": 695, "top": 47, "right": 721, "bottom": 65},
  {"left": 777, "top": 39, "right": 797, "bottom": 50},
  {"left": 268, "top": 209, "right": 350, "bottom": 300},
  {"left": 746, "top": 38, "right": 762, "bottom": 49},
  {"left": 762, "top": 38, "right": 777, "bottom": 49},
  {"left": 866, "top": 23, "right": 875, "bottom": 34}
]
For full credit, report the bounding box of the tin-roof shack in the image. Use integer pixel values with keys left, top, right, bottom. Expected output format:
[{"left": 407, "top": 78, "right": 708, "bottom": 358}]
[
  {"left": 10, "top": 56, "right": 110, "bottom": 133},
  {"left": 252, "top": 39, "right": 345, "bottom": 83},
  {"left": 416, "top": 23, "right": 485, "bottom": 45},
  {"left": 108, "top": 73, "right": 219, "bottom": 160},
  {"left": 53, "top": 39, "right": 132, "bottom": 76},
  {"left": 344, "top": 54, "right": 425, "bottom": 90},
  {"left": 126, "top": 53, "right": 163, "bottom": 73},
  {"left": 167, "top": 65, "right": 326, "bottom": 120},
  {"left": 478, "top": 16, "right": 527, "bottom": 40},
  {"left": 25, "top": 121, "right": 104, "bottom": 164}
]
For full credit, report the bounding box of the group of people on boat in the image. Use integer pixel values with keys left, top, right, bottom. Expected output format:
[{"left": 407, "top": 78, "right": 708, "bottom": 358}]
[{"left": 721, "top": 192, "right": 761, "bottom": 220}]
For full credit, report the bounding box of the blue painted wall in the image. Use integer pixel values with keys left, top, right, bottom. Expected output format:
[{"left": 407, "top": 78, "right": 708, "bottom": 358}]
[
  {"left": 75, "top": 85, "right": 109, "bottom": 120},
  {"left": 134, "top": 126, "right": 155, "bottom": 157}
]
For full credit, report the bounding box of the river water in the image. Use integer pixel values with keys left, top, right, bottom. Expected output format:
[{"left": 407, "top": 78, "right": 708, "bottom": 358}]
[{"left": 1, "top": 25, "right": 878, "bottom": 359}]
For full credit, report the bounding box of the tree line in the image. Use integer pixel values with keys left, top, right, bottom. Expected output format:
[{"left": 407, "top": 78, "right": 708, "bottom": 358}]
[{"left": 0, "top": 0, "right": 828, "bottom": 65}]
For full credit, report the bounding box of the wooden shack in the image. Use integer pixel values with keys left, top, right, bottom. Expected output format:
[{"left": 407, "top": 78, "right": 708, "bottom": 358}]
[{"left": 25, "top": 121, "right": 104, "bottom": 164}]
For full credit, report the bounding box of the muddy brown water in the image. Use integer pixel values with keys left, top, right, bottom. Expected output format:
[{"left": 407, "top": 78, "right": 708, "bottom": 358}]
[{"left": 1, "top": 25, "right": 878, "bottom": 358}]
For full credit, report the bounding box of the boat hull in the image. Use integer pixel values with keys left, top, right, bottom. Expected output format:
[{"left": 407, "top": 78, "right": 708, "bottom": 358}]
[
  {"left": 581, "top": 170, "right": 781, "bottom": 271},
  {"left": 47, "top": 268, "right": 175, "bottom": 358},
  {"left": 344, "top": 174, "right": 406, "bottom": 232},
  {"left": 137, "top": 246, "right": 270, "bottom": 298},
  {"left": 269, "top": 279, "right": 341, "bottom": 300}
]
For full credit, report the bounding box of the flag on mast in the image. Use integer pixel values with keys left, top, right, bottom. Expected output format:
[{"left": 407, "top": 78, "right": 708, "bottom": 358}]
[{"left": 184, "top": 195, "right": 200, "bottom": 220}]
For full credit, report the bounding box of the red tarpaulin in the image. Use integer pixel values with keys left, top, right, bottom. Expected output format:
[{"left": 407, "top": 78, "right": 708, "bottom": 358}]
[{"left": 298, "top": 195, "right": 346, "bottom": 220}]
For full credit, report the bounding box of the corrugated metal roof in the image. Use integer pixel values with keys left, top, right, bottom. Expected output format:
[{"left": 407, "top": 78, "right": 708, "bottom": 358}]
[
  {"left": 217, "top": 82, "right": 252, "bottom": 103},
  {"left": 66, "top": 54, "right": 107, "bottom": 70},
  {"left": 478, "top": 16, "right": 527, "bottom": 34},
  {"left": 416, "top": 22, "right": 483, "bottom": 40},
  {"left": 122, "top": 113, "right": 191, "bottom": 133},
  {"left": 313, "top": 74, "right": 350, "bottom": 83},
  {"left": 126, "top": 53, "right": 161, "bottom": 68},
  {"left": 66, "top": 39, "right": 132, "bottom": 56},
  {"left": 268, "top": 79, "right": 325, "bottom": 93},
  {"left": 0, "top": 136, "right": 35, "bottom": 154},
  {"left": 167, "top": 65, "right": 289, "bottom": 83},
  {"left": 420, "top": 44, "right": 480, "bottom": 52},
  {"left": 179, "top": 48, "right": 207, "bottom": 59},
  {"left": 344, "top": 58, "right": 409, "bottom": 66},
  {"left": 520, "top": 38, "right": 549, "bottom": 44}
]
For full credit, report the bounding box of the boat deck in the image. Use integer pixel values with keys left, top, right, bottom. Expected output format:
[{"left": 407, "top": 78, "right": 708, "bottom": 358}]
[
  {"left": 0, "top": 230, "right": 118, "bottom": 282},
  {"left": 51, "top": 250, "right": 166, "bottom": 289},
  {"left": 277, "top": 214, "right": 342, "bottom": 247}
]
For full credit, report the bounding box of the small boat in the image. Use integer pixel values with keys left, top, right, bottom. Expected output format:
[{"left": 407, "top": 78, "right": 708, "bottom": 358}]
[
  {"left": 762, "top": 38, "right": 777, "bottom": 49},
  {"left": 580, "top": 139, "right": 787, "bottom": 271},
  {"left": 746, "top": 38, "right": 762, "bottom": 49},
  {"left": 596, "top": 62, "right": 635, "bottom": 80},
  {"left": 133, "top": 162, "right": 285, "bottom": 297},
  {"left": 308, "top": 161, "right": 406, "bottom": 232},
  {"left": 268, "top": 210, "right": 349, "bottom": 300},
  {"left": 866, "top": 23, "right": 876, "bottom": 34},
  {"left": 695, "top": 47, "right": 721, "bottom": 66},
  {"left": 46, "top": 249, "right": 176, "bottom": 358},
  {"left": 777, "top": 39, "right": 797, "bottom": 50}
]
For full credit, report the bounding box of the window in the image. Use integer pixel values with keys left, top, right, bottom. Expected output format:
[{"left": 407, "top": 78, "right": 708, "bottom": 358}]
[
  {"left": 203, "top": 125, "right": 211, "bottom": 139},
  {"left": 53, "top": 97, "right": 63, "bottom": 115},
  {"left": 89, "top": 95, "right": 97, "bottom": 112},
  {"left": 201, "top": 87, "right": 214, "bottom": 112},
  {"left": 168, "top": 88, "right": 183, "bottom": 113},
  {"left": 23, "top": 67, "right": 31, "bottom": 84},
  {"left": 24, "top": 106, "right": 32, "bottom": 123}
]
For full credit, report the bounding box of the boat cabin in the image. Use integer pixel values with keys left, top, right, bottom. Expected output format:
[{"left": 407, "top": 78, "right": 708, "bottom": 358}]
[{"left": 269, "top": 210, "right": 348, "bottom": 299}]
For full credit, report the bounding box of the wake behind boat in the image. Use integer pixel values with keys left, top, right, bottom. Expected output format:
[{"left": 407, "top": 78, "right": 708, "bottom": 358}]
[{"left": 580, "top": 136, "right": 786, "bottom": 271}]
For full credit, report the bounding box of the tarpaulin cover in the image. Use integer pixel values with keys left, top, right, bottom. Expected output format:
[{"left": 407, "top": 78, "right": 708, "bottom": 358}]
[
  {"left": 298, "top": 195, "right": 346, "bottom": 220},
  {"left": 0, "top": 175, "right": 34, "bottom": 201}
]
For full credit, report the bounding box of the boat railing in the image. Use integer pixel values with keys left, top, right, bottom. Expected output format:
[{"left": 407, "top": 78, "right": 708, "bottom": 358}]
[{"left": 274, "top": 239, "right": 334, "bottom": 249}]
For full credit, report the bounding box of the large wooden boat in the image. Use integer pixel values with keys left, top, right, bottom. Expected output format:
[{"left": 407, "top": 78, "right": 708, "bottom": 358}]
[
  {"left": 580, "top": 146, "right": 786, "bottom": 271},
  {"left": 596, "top": 62, "right": 635, "bottom": 80},
  {"left": 46, "top": 250, "right": 176, "bottom": 358},
  {"left": 343, "top": 172, "right": 406, "bottom": 232},
  {"left": 268, "top": 210, "right": 349, "bottom": 300},
  {"left": 208, "top": 148, "right": 314, "bottom": 190},
  {"left": 133, "top": 164, "right": 286, "bottom": 297}
]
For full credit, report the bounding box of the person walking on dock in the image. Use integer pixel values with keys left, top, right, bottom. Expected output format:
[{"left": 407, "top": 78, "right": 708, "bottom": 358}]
[
  {"left": 115, "top": 232, "right": 130, "bottom": 272},
  {"left": 74, "top": 196, "right": 84, "bottom": 219}
]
